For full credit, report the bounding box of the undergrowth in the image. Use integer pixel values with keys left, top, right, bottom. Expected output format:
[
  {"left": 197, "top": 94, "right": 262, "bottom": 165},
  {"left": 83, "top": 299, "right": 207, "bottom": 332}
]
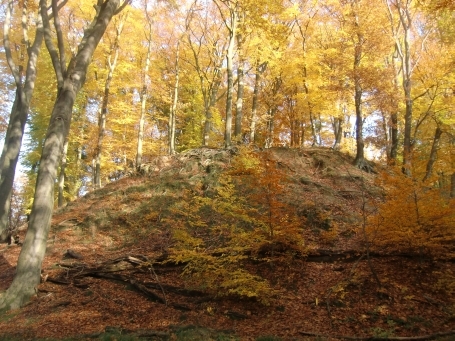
[{"left": 166, "top": 146, "right": 306, "bottom": 303}]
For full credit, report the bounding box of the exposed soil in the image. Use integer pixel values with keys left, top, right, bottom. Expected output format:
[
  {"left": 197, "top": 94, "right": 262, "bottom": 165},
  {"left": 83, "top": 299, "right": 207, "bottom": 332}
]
[{"left": 0, "top": 147, "right": 454, "bottom": 341}]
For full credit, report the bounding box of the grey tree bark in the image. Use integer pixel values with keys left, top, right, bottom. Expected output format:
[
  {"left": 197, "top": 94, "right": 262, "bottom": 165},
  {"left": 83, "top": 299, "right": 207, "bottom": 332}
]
[
  {"left": 57, "top": 139, "right": 68, "bottom": 207},
  {"left": 0, "top": 1, "right": 45, "bottom": 243},
  {"left": 0, "top": 0, "right": 129, "bottom": 312}
]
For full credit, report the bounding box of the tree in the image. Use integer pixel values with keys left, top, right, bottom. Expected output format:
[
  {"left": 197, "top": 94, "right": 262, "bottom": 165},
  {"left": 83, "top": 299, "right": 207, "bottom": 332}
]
[
  {"left": 0, "top": 0, "right": 130, "bottom": 311},
  {"left": 351, "top": 0, "right": 366, "bottom": 168},
  {"left": 135, "top": 1, "right": 153, "bottom": 167},
  {"left": 0, "top": 0, "right": 46, "bottom": 243},
  {"left": 185, "top": 1, "right": 226, "bottom": 147},
  {"left": 385, "top": 0, "right": 431, "bottom": 175},
  {"left": 214, "top": 0, "right": 238, "bottom": 148},
  {"left": 94, "top": 12, "right": 128, "bottom": 188}
]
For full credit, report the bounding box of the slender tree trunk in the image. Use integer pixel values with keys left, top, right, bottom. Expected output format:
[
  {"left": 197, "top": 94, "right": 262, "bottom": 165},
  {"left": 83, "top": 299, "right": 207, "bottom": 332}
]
[
  {"left": 234, "top": 32, "right": 244, "bottom": 138},
  {"left": 450, "top": 172, "right": 455, "bottom": 198},
  {"left": 389, "top": 53, "right": 400, "bottom": 164},
  {"left": 0, "top": 93, "right": 23, "bottom": 243},
  {"left": 136, "top": 6, "right": 152, "bottom": 169},
  {"left": 203, "top": 104, "right": 212, "bottom": 146},
  {"left": 202, "top": 70, "right": 222, "bottom": 146},
  {"left": 309, "top": 111, "right": 318, "bottom": 146},
  {"left": 94, "top": 107, "right": 105, "bottom": 188},
  {"left": 136, "top": 83, "right": 147, "bottom": 168},
  {"left": 352, "top": 1, "right": 365, "bottom": 168},
  {"left": 390, "top": 111, "right": 398, "bottom": 161},
  {"left": 394, "top": 1, "right": 413, "bottom": 176},
  {"left": 422, "top": 126, "right": 442, "bottom": 182},
  {"left": 296, "top": 15, "right": 317, "bottom": 148},
  {"left": 57, "top": 139, "right": 68, "bottom": 207},
  {"left": 75, "top": 131, "right": 83, "bottom": 196},
  {"left": 332, "top": 116, "right": 343, "bottom": 150},
  {"left": 264, "top": 77, "right": 282, "bottom": 148},
  {"left": 0, "top": 0, "right": 127, "bottom": 312},
  {"left": 235, "top": 61, "right": 244, "bottom": 138},
  {"left": 169, "top": 40, "right": 180, "bottom": 155},
  {"left": 265, "top": 107, "right": 277, "bottom": 148},
  {"left": 0, "top": 1, "right": 43, "bottom": 243},
  {"left": 224, "top": 11, "right": 237, "bottom": 148},
  {"left": 249, "top": 62, "right": 265, "bottom": 144},
  {"left": 95, "top": 15, "right": 125, "bottom": 188},
  {"left": 353, "top": 81, "right": 365, "bottom": 167}
]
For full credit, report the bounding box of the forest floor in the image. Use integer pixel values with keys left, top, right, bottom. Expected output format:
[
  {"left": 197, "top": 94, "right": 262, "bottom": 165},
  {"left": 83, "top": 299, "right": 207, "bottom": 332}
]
[{"left": 0, "top": 147, "right": 454, "bottom": 341}]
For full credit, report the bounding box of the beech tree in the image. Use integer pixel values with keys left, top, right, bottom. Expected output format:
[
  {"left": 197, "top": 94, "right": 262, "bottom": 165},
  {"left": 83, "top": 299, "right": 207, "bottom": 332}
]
[
  {"left": 0, "top": 0, "right": 130, "bottom": 311},
  {"left": 94, "top": 12, "right": 128, "bottom": 188},
  {"left": 136, "top": 2, "right": 154, "bottom": 166},
  {"left": 0, "top": 0, "right": 44, "bottom": 243},
  {"left": 214, "top": 0, "right": 238, "bottom": 148},
  {"left": 185, "top": 0, "right": 225, "bottom": 146}
]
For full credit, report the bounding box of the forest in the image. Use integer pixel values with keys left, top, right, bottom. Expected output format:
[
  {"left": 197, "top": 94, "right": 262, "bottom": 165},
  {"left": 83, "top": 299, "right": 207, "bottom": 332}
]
[{"left": 0, "top": 0, "right": 455, "bottom": 338}]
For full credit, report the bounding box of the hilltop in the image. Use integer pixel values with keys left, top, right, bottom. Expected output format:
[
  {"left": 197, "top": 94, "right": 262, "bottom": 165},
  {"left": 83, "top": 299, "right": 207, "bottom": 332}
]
[{"left": 0, "top": 147, "right": 454, "bottom": 341}]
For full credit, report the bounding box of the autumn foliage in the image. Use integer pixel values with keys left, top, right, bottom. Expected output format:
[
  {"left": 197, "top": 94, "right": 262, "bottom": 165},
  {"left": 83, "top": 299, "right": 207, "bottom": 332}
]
[
  {"left": 368, "top": 168, "right": 455, "bottom": 259},
  {"left": 167, "top": 146, "right": 305, "bottom": 303}
]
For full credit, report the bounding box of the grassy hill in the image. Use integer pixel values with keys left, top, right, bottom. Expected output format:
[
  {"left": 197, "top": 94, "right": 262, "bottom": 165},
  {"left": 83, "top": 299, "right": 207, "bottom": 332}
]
[{"left": 0, "top": 147, "right": 454, "bottom": 341}]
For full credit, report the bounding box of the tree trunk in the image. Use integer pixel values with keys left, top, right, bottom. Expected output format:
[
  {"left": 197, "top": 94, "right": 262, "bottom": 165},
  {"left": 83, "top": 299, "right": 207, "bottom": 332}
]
[
  {"left": 203, "top": 69, "right": 222, "bottom": 146},
  {"left": 224, "top": 11, "right": 237, "bottom": 148},
  {"left": 422, "top": 126, "right": 442, "bottom": 182},
  {"left": 390, "top": 111, "right": 398, "bottom": 162},
  {"left": 0, "top": 0, "right": 127, "bottom": 312},
  {"left": 353, "top": 82, "right": 365, "bottom": 167},
  {"left": 169, "top": 40, "right": 180, "bottom": 155},
  {"left": 136, "top": 6, "right": 152, "bottom": 168},
  {"left": 332, "top": 116, "right": 343, "bottom": 150},
  {"left": 0, "top": 1, "right": 43, "bottom": 243},
  {"left": 235, "top": 61, "right": 244, "bottom": 138},
  {"left": 249, "top": 62, "right": 265, "bottom": 144},
  {"left": 450, "top": 172, "right": 455, "bottom": 198},
  {"left": 352, "top": 1, "right": 365, "bottom": 168},
  {"left": 309, "top": 111, "right": 318, "bottom": 146},
  {"left": 265, "top": 107, "right": 277, "bottom": 148},
  {"left": 395, "top": 1, "right": 413, "bottom": 176},
  {"left": 0, "top": 93, "right": 23, "bottom": 243},
  {"left": 234, "top": 31, "right": 244, "bottom": 138},
  {"left": 57, "top": 139, "right": 68, "bottom": 207},
  {"left": 265, "top": 76, "right": 281, "bottom": 148},
  {"left": 95, "top": 15, "right": 125, "bottom": 188},
  {"left": 389, "top": 52, "right": 400, "bottom": 164},
  {"left": 136, "top": 83, "right": 147, "bottom": 168}
]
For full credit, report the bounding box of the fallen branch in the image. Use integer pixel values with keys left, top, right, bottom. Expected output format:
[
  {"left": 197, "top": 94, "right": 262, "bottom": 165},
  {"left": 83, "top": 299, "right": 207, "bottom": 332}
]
[{"left": 88, "top": 272, "right": 166, "bottom": 304}]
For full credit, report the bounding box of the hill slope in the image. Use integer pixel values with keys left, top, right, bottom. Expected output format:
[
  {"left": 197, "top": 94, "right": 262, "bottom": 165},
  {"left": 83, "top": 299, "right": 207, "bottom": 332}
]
[{"left": 0, "top": 147, "right": 454, "bottom": 341}]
